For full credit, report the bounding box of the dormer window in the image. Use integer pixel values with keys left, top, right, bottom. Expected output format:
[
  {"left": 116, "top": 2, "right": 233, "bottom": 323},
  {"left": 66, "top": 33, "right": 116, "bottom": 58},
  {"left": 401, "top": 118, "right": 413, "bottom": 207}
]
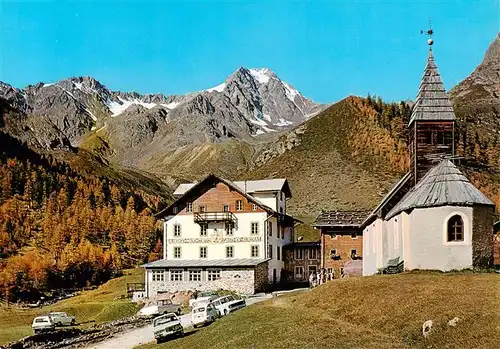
[
  {"left": 186, "top": 202, "right": 193, "bottom": 213},
  {"left": 172, "top": 207, "right": 178, "bottom": 214}
]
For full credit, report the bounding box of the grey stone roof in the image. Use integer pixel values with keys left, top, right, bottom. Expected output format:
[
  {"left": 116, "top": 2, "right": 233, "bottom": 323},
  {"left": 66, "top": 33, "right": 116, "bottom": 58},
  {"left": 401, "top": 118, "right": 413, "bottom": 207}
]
[
  {"left": 313, "top": 211, "right": 370, "bottom": 227},
  {"left": 409, "top": 49, "right": 456, "bottom": 125},
  {"left": 142, "top": 258, "right": 269, "bottom": 268},
  {"left": 387, "top": 160, "right": 494, "bottom": 219},
  {"left": 174, "top": 179, "right": 291, "bottom": 198}
]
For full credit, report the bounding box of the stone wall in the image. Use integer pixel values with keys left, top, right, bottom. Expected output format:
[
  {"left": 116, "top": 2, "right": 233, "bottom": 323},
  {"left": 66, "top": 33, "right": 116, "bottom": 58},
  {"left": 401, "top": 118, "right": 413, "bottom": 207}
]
[
  {"left": 254, "top": 262, "right": 269, "bottom": 292},
  {"left": 149, "top": 268, "right": 256, "bottom": 297},
  {"left": 472, "top": 205, "right": 494, "bottom": 268}
]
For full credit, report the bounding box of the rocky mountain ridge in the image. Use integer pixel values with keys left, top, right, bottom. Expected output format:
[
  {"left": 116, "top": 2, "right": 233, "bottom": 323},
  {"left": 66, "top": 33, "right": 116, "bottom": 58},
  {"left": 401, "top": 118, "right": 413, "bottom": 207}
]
[{"left": 0, "top": 68, "right": 325, "bottom": 150}]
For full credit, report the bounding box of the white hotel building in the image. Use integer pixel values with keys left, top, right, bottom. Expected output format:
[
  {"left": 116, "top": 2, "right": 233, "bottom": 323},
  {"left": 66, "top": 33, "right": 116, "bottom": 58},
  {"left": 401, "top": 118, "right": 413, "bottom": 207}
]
[{"left": 143, "top": 174, "right": 299, "bottom": 296}]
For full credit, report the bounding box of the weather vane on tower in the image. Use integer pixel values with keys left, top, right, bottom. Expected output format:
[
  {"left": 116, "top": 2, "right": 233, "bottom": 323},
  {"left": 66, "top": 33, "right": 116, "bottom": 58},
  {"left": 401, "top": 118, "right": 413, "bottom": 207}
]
[{"left": 421, "top": 20, "right": 434, "bottom": 46}]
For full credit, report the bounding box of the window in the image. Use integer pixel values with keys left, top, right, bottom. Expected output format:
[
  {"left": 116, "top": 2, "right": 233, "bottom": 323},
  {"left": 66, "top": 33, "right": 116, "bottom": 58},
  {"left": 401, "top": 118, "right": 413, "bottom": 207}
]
[
  {"left": 223, "top": 204, "right": 229, "bottom": 212},
  {"left": 199, "top": 205, "right": 206, "bottom": 213},
  {"left": 226, "top": 246, "right": 234, "bottom": 258},
  {"left": 351, "top": 232, "right": 357, "bottom": 239},
  {"left": 295, "top": 266, "right": 304, "bottom": 279},
  {"left": 251, "top": 245, "right": 259, "bottom": 258},
  {"left": 172, "top": 207, "right": 178, "bottom": 214},
  {"left": 330, "top": 249, "right": 337, "bottom": 256},
  {"left": 327, "top": 268, "right": 333, "bottom": 275},
  {"left": 268, "top": 244, "right": 273, "bottom": 259},
  {"left": 351, "top": 249, "right": 357, "bottom": 259},
  {"left": 447, "top": 215, "right": 464, "bottom": 242},
  {"left": 189, "top": 270, "right": 202, "bottom": 282},
  {"left": 170, "top": 269, "right": 183, "bottom": 281},
  {"left": 268, "top": 221, "right": 273, "bottom": 237},
  {"left": 308, "top": 248, "right": 317, "bottom": 260},
  {"left": 173, "top": 246, "right": 181, "bottom": 259},
  {"left": 252, "top": 203, "right": 258, "bottom": 211},
  {"left": 437, "top": 132, "right": 453, "bottom": 146},
  {"left": 331, "top": 234, "right": 337, "bottom": 240},
  {"left": 152, "top": 270, "right": 164, "bottom": 282},
  {"left": 225, "top": 222, "right": 234, "bottom": 235},
  {"left": 425, "top": 131, "right": 433, "bottom": 144},
  {"left": 280, "top": 207, "right": 283, "bottom": 214},
  {"left": 294, "top": 248, "right": 303, "bottom": 260},
  {"left": 186, "top": 202, "right": 193, "bottom": 213},
  {"left": 394, "top": 220, "right": 399, "bottom": 250},
  {"left": 308, "top": 265, "right": 317, "bottom": 275},
  {"left": 276, "top": 246, "right": 281, "bottom": 260},
  {"left": 251, "top": 222, "right": 259, "bottom": 235},
  {"left": 207, "top": 269, "right": 221, "bottom": 281},
  {"left": 200, "top": 246, "right": 207, "bottom": 258},
  {"left": 280, "top": 227, "right": 284, "bottom": 239},
  {"left": 174, "top": 224, "right": 181, "bottom": 237},
  {"left": 200, "top": 224, "right": 207, "bottom": 237},
  {"left": 236, "top": 200, "right": 243, "bottom": 211}
]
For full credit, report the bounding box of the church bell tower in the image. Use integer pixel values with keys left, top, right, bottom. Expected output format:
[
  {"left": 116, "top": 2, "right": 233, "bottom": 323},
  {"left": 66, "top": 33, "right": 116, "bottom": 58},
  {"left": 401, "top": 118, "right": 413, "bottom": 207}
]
[{"left": 408, "top": 33, "right": 456, "bottom": 185}]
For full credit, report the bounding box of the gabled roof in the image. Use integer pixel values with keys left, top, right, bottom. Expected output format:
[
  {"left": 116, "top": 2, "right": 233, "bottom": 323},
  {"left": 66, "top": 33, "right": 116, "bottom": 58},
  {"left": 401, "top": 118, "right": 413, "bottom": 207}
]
[
  {"left": 386, "top": 160, "right": 494, "bottom": 219},
  {"left": 409, "top": 49, "right": 456, "bottom": 125},
  {"left": 157, "top": 174, "right": 275, "bottom": 218},
  {"left": 157, "top": 174, "right": 300, "bottom": 224},
  {"left": 361, "top": 172, "right": 412, "bottom": 227},
  {"left": 233, "top": 179, "right": 292, "bottom": 198},
  {"left": 173, "top": 178, "right": 292, "bottom": 198},
  {"left": 313, "top": 211, "right": 370, "bottom": 228}
]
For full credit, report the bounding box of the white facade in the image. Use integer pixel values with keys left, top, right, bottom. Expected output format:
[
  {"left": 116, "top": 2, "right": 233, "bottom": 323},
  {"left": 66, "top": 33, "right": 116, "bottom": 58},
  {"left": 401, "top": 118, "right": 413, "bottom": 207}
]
[{"left": 363, "top": 206, "right": 474, "bottom": 276}]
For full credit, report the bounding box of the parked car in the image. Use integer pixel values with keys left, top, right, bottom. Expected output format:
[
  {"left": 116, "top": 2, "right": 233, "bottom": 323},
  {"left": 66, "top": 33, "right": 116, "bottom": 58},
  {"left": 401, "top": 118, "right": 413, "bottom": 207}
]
[
  {"left": 189, "top": 291, "right": 218, "bottom": 308},
  {"left": 32, "top": 316, "right": 55, "bottom": 334},
  {"left": 191, "top": 302, "right": 220, "bottom": 328},
  {"left": 153, "top": 313, "right": 184, "bottom": 343},
  {"left": 138, "top": 299, "right": 182, "bottom": 318},
  {"left": 48, "top": 312, "right": 76, "bottom": 326},
  {"left": 212, "top": 295, "right": 247, "bottom": 316}
]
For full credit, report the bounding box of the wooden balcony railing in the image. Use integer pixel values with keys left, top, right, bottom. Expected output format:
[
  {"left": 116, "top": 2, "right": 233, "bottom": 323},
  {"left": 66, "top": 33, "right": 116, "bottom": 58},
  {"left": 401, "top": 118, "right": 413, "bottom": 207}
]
[{"left": 194, "top": 211, "right": 237, "bottom": 223}]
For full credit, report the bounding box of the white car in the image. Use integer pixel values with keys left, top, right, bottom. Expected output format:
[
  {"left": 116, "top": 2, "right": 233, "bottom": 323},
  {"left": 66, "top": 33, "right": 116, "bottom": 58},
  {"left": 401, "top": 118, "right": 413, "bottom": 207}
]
[
  {"left": 32, "top": 316, "right": 55, "bottom": 334},
  {"left": 138, "top": 299, "right": 182, "bottom": 318},
  {"left": 189, "top": 291, "right": 218, "bottom": 308},
  {"left": 153, "top": 313, "right": 184, "bottom": 343},
  {"left": 191, "top": 302, "right": 220, "bottom": 328},
  {"left": 48, "top": 312, "right": 76, "bottom": 326},
  {"left": 212, "top": 295, "right": 247, "bottom": 316}
]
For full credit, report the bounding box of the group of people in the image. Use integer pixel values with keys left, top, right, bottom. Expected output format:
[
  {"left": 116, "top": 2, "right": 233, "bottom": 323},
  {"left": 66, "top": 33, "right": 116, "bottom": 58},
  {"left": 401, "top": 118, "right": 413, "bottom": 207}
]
[{"left": 308, "top": 268, "right": 344, "bottom": 288}]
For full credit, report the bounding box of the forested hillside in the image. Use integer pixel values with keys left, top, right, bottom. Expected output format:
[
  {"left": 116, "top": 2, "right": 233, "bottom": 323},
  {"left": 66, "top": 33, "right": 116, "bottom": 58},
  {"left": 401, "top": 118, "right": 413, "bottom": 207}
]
[{"left": 0, "top": 131, "right": 163, "bottom": 301}]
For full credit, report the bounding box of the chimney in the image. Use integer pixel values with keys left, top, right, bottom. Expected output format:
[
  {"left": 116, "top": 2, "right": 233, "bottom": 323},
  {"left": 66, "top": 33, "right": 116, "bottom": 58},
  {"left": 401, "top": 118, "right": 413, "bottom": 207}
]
[{"left": 244, "top": 181, "right": 247, "bottom": 194}]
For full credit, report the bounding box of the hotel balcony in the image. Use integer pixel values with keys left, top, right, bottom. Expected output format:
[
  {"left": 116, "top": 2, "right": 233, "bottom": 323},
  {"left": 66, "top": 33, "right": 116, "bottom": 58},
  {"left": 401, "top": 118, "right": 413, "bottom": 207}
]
[{"left": 194, "top": 211, "right": 237, "bottom": 223}]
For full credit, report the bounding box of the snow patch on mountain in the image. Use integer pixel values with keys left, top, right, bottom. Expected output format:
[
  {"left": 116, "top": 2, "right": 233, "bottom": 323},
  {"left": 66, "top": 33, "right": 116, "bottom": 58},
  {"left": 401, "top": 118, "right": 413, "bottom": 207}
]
[
  {"left": 250, "top": 117, "right": 268, "bottom": 126},
  {"left": 249, "top": 68, "right": 271, "bottom": 84},
  {"left": 275, "top": 118, "right": 293, "bottom": 127},
  {"left": 161, "top": 101, "right": 180, "bottom": 109},
  {"left": 106, "top": 97, "right": 158, "bottom": 117},
  {"left": 206, "top": 82, "right": 226, "bottom": 93},
  {"left": 283, "top": 82, "right": 300, "bottom": 102}
]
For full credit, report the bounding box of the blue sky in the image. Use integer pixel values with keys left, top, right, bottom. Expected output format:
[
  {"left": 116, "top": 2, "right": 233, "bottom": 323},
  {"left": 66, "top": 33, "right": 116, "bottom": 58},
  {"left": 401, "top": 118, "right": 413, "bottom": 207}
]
[{"left": 0, "top": 1, "right": 498, "bottom": 103}]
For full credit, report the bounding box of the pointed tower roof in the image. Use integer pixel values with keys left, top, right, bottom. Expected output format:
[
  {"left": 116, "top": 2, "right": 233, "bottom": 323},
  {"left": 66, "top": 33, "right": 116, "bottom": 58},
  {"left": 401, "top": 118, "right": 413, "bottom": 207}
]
[
  {"left": 387, "top": 160, "right": 494, "bottom": 219},
  {"left": 409, "top": 48, "right": 456, "bottom": 125}
]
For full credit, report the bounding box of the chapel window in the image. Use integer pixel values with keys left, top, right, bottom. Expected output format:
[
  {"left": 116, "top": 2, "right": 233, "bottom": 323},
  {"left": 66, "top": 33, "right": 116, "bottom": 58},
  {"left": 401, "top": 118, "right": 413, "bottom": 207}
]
[{"left": 447, "top": 215, "right": 464, "bottom": 242}]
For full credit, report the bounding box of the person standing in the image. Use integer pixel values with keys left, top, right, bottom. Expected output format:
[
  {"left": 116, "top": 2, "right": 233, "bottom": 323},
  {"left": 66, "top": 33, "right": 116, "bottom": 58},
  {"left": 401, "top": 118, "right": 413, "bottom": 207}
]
[{"left": 309, "top": 272, "right": 315, "bottom": 289}]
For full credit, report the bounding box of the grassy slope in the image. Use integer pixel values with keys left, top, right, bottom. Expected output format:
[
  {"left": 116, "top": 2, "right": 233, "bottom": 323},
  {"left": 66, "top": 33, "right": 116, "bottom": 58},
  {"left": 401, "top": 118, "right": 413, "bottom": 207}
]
[
  {"left": 137, "top": 272, "right": 500, "bottom": 349},
  {"left": 0, "top": 268, "right": 144, "bottom": 345},
  {"left": 246, "top": 97, "right": 406, "bottom": 218}
]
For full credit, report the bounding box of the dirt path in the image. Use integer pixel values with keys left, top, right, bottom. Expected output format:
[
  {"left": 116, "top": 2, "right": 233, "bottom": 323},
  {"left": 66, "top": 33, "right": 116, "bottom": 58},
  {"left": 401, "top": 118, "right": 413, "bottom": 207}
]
[{"left": 83, "top": 294, "right": 274, "bottom": 349}]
